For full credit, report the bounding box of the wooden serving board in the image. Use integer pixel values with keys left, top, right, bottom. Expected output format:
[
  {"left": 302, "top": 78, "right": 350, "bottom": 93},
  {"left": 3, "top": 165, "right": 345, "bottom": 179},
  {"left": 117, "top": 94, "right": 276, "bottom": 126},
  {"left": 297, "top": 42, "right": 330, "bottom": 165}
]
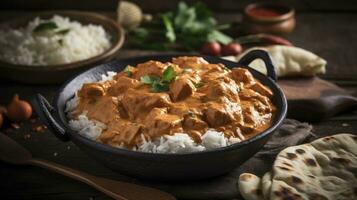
[{"left": 278, "top": 77, "right": 357, "bottom": 122}]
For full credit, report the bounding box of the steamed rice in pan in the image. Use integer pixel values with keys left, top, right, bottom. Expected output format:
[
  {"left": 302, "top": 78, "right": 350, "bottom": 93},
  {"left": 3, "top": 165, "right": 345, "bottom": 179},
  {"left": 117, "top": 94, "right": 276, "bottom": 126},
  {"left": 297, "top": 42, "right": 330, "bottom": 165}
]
[{"left": 66, "top": 56, "right": 276, "bottom": 153}]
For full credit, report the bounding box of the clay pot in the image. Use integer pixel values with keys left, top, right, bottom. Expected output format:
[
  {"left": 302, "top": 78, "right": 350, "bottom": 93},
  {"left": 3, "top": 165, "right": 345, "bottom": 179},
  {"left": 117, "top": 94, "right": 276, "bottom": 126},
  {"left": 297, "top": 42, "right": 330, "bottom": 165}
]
[{"left": 243, "top": 3, "right": 295, "bottom": 35}]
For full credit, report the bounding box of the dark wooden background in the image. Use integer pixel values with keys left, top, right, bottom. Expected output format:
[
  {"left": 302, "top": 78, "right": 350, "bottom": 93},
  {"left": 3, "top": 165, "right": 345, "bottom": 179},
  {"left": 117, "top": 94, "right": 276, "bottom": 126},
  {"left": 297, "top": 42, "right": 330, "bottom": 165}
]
[{"left": 1, "top": 0, "right": 357, "bottom": 200}]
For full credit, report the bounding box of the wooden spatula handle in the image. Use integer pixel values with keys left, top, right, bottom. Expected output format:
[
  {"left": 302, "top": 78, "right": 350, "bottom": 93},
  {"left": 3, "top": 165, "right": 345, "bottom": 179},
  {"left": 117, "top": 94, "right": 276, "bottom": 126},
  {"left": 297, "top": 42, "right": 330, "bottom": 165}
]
[{"left": 28, "top": 158, "right": 175, "bottom": 200}]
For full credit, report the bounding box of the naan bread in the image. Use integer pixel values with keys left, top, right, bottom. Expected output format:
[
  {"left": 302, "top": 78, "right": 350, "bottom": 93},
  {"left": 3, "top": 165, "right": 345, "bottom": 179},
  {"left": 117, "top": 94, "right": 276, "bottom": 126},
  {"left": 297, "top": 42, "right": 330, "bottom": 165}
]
[
  {"left": 238, "top": 134, "right": 357, "bottom": 200},
  {"left": 239, "top": 173, "right": 263, "bottom": 200},
  {"left": 224, "top": 45, "right": 327, "bottom": 77}
]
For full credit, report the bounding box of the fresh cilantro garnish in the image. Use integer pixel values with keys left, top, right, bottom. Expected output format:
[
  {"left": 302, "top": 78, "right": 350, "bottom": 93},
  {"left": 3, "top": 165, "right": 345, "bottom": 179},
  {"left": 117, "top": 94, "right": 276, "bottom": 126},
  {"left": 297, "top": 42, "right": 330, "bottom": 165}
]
[
  {"left": 33, "top": 21, "right": 71, "bottom": 36},
  {"left": 140, "top": 66, "right": 177, "bottom": 92},
  {"left": 194, "top": 82, "right": 204, "bottom": 88},
  {"left": 152, "top": 81, "right": 169, "bottom": 92},
  {"left": 130, "top": 2, "right": 232, "bottom": 51},
  {"left": 56, "top": 28, "right": 70, "bottom": 35},
  {"left": 162, "top": 65, "right": 176, "bottom": 82},
  {"left": 162, "top": 15, "right": 176, "bottom": 43},
  {"left": 140, "top": 75, "right": 160, "bottom": 84},
  {"left": 187, "top": 110, "right": 196, "bottom": 118},
  {"left": 33, "top": 21, "right": 58, "bottom": 33},
  {"left": 182, "top": 68, "right": 190, "bottom": 73},
  {"left": 124, "top": 66, "right": 134, "bottom": 77},
  {"left": 58, "top": 39, "right": 63, "bottom": 46}
]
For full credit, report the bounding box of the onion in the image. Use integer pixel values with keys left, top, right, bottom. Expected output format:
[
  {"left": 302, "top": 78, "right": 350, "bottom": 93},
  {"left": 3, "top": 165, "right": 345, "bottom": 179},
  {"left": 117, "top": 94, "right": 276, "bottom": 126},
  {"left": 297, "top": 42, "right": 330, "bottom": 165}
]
[
  {"left": 0, "top": 113, "right": 3, "bottom": 128},
  {"left": 0, "top": 106, "right": 7, "bottom": 128},
  {"left": 7, "top": 94, "right": 32, "bottom": 122}
]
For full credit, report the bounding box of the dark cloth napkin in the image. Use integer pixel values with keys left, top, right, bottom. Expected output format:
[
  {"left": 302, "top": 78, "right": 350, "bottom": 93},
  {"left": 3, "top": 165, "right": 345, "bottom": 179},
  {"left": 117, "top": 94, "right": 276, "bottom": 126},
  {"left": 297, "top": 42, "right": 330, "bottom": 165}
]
[{"left": 146, "top": 119, "right": 315, "bottom": 200}]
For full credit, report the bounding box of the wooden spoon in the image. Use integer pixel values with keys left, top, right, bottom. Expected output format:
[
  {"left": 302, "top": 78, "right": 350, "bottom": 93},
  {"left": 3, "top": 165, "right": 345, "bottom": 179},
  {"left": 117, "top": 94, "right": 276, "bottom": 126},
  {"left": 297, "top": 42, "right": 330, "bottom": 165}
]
[{"left": 0, "top": 133, "right": 176, "bottom": 200}]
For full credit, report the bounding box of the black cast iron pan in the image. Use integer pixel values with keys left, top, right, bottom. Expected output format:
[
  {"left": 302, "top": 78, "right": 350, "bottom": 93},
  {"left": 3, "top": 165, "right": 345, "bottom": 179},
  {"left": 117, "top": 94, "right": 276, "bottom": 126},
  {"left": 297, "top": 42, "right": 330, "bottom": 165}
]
[{"left": 33, "top": 50, "right": 287, "bottom": 181}]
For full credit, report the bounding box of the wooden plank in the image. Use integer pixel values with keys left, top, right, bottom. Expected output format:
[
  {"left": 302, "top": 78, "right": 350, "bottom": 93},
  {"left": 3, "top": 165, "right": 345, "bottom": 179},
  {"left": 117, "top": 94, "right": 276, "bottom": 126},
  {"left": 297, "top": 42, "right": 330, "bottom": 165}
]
[{"left": 287, "top": 13, "right": 357, "bottom": 81}]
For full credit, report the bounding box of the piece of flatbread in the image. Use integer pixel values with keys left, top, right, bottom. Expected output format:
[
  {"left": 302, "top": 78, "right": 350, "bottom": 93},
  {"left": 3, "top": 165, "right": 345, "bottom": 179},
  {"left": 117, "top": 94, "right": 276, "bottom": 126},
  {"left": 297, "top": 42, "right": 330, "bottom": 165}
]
[
  {"left": 223, "top": 45, "right": 327, "bottom": 77},
  {"left": 239, "top": 173, "right": 263, "bottom": 200},
  {"left": 238, "top": 133, "right": 357, "bottom": 200}
]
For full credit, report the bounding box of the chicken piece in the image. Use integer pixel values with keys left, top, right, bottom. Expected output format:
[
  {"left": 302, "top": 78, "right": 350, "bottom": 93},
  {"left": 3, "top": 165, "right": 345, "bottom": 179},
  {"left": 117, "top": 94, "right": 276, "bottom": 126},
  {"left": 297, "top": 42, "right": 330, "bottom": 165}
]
[
  {"left": 183, "top": 116, "right": 208, "bottom": 130},
  {"left": 187, "top": 130, "right": 202, "bottom": 143},
  {"left": 80, "top": 96, "right": 119, "bottom": 124},
  {"left": 172, "top": 56, "right": 209, "bottom": 69},
  {"left": 239, "top": 88, "right": 271, "bottom": 108},
  {"left": 78, "top": 83, "right": 105, "bottom": 99},
  {"left": 203, "top": 103, "right": 234, "bottom": 127},
  {"left": 99, "top": 120, "right": 142, "bottom": 146},
  {"left": 202, "top": 79, "right": 240, "bottom": 102},
  {"left": 231, "top": 68, "right": 256, "bottom": 84},
  {"left": 121, "top": 88, "right": 171, "bottom": 119},
  {"left": 144, "top": 108, "right": 183, "bottom": 138},
  {"left": 248, "top": 81, "right": 273, "bottom": 97},
  {"left": 170, "top": 76, "right": 196, "bottom": 101},
  {"left": 134, "top": 60, "right": 167, "bottom": 79},
  {"left": 107, "top": 76, "right": 140, "bottom": 96}
]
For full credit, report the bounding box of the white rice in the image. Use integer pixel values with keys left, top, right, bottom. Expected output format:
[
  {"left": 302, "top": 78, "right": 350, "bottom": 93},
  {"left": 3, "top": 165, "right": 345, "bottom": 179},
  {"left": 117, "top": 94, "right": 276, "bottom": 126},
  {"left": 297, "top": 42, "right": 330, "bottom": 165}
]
[
  {"left": 0, "top": 15, "right": 111, "bottom": 65},
  {"left": 66, "top": 72, "right": 243, "bottom": 153}
]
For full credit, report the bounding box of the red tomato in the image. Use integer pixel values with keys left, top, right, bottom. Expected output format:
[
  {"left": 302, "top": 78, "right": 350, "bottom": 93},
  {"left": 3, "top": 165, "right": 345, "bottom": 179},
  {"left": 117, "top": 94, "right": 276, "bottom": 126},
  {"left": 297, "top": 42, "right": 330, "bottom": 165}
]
[
  {"left": 222, "top": 43, "right": 242, "bottom": 56},
  {"left": 200, "top": 42, "right": 221, "bottom": 56}
]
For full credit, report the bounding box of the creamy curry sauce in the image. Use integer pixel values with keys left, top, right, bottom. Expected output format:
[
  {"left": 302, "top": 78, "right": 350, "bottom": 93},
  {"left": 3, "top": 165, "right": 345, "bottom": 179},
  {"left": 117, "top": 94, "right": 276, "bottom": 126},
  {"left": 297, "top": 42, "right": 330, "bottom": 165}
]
[{"left": 71, "top": 57, "right": 276, "bottom": 148}]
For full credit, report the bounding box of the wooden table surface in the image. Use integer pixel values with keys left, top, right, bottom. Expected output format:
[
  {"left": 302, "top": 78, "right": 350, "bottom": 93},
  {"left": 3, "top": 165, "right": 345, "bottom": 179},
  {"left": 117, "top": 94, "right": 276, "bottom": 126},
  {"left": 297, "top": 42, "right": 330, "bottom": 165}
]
[{"left": 1, "top": 5, "right": 357, "bottom": 200}]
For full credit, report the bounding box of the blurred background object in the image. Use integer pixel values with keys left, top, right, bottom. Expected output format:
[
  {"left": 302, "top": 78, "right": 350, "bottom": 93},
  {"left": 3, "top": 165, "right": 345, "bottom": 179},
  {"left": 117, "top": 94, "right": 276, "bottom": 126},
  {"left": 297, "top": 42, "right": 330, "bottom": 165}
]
[{"left": 242, "top": 3, "right": 295, "bottom": 35}]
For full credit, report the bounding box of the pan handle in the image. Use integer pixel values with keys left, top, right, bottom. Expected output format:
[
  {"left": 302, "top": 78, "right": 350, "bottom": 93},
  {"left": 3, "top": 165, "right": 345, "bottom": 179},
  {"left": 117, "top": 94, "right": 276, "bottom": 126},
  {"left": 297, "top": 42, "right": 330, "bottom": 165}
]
[
  {"left": 32, "top": 94, "right": 70, "bottom": 142},
  {"left": 237, "top": 49, "right": 277, "bottom": 81}
]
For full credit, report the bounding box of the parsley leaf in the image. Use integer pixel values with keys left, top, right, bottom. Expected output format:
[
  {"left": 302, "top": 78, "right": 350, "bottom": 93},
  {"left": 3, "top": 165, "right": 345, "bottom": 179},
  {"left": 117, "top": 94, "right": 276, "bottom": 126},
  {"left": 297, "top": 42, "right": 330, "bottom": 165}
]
[
  {"left": 187, "top": 110, "right": 197, "bottom": 118},
  {"left": 140, "top": 75, "right": 160, "bottom": 84},
  {"left": 162, "top": 65, "right": 176, "bottom": 82},
  {"left": 223, "top": 66, "right": 230, "bottom": 71},
  {"left": 152, "top": 81, "right": 169, "bottom": 92},
  {"left": 56, "top": 28, "right": 70, "bottom": 35},
  {"left": 140, "top": 65, "right": 177, "bottom": 92},
  {"left": 162, "top": 15, "right": 176, "bottom": 42},
  {"left": 124, "top": 66, "right": 134, "bottom": 77},
  {"left": 194, "top": 82, "right": 204, "bottom": 88},
  {"left": 33, "top": 21, "right": 58, "bottom": 33},
  {"left": 129, "top": 1, "right": 232, "bottom": 51}
]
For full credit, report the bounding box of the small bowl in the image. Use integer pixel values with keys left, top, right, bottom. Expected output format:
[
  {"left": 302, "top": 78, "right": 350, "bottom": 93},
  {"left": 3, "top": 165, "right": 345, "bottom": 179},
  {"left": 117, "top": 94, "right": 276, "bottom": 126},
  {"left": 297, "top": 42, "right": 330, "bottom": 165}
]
[
  {"left": 0, "top": 11, "right": 125, "bottom": 84},
  {"left": 243, "top": 3, "right": 295, "bottom": 35}
]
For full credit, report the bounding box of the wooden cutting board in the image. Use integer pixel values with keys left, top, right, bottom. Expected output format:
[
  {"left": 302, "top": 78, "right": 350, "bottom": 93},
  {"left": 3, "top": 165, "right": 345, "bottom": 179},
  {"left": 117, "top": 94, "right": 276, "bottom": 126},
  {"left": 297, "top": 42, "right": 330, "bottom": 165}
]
[{"left": 278, "top": 77, "right": 357, "bottom": 122}]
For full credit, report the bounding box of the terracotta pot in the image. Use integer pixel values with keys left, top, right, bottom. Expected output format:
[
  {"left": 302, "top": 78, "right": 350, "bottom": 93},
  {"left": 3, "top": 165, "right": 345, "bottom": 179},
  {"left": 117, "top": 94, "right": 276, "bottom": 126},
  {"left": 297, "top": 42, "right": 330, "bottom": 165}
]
[{"left": 243, "top": 3, "right": 295, "bottom": 35}]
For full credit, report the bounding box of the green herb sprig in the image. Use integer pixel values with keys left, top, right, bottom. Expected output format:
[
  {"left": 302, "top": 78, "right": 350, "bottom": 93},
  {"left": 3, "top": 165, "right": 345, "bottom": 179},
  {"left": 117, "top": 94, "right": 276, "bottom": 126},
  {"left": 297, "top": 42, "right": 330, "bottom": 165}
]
[
  {"left": 130, "top": 2, "right": 232, "bottom": 51},
  {"left": 124, "top": 66, "right": 134, "bottom": 77},
  {"left": 140, "top": 65, "right": 176, "bottom": 92},
  {"left": 33, "top": 21, "right": 58, "bottom": 33},
  {"left": 33, "top": 21, "right": 71, "bottom": 36}
]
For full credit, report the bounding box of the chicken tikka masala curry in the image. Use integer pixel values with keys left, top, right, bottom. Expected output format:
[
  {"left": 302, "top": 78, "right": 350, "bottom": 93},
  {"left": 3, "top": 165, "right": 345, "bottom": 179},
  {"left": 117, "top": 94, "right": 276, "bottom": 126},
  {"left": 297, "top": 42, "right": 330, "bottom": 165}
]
[{"left": 71, "top": 56, "right": 276, "bottom": 148}]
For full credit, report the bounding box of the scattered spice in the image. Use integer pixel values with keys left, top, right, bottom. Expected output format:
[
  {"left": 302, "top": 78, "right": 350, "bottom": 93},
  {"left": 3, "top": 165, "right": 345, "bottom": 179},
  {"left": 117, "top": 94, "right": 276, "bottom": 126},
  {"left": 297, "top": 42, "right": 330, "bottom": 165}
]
[
  {"left": 7, "top": 94, "right": 32, "bottom": 122},
  {"left": 32, "top": 124, "right": 47, "bottom": 133},
  {"left": 10, "top": 123, "right": 20, "bottom": 129},
  {"left": 4, "top": 128, "right": 13, "bottom": 134},
  {"left": 342, "top": 123, "right": 350, "bottom": 127},
  {"left": 0, "top": 106, "right": 7, "bottom": 129},
  {"left": 0, "top": 113, "right": 3, "bottom": 129},
  {"left": 23, "top": 134, "right": 31, "bottom": 139}
]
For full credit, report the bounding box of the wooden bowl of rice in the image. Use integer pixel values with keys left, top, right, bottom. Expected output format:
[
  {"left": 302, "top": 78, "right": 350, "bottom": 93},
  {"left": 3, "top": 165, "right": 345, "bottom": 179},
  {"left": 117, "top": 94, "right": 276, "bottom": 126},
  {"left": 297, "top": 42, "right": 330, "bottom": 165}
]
[{"left": 0, "top": 11, "right": 125, "bottom": 84}]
